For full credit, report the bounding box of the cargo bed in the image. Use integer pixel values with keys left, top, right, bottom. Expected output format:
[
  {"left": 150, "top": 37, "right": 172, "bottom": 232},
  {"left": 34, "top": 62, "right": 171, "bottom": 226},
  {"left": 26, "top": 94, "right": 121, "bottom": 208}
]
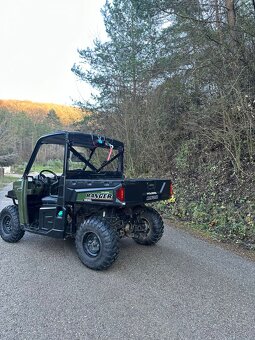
[{"left": 65, "top": 178, "right": 171, "bottom": 206}]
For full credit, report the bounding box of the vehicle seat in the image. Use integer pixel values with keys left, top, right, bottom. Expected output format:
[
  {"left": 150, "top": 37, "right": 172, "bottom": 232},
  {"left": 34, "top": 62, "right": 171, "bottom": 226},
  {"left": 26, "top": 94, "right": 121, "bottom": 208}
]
[{"left": 41, "top": 195, "right": 58, "bottom": 205}]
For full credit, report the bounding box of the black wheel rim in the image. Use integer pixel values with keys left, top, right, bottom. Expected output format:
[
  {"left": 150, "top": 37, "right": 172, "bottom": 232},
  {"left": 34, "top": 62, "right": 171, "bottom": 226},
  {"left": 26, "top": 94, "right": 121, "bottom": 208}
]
[
  {"left": 2, "top": 215, "right": 12, "bottom": 234},
  {"left": 138, "top": 218, "right": 151, "bottom": 239},
  {"left": 83, "top": 232, "right": 101, "bottom": 257}
]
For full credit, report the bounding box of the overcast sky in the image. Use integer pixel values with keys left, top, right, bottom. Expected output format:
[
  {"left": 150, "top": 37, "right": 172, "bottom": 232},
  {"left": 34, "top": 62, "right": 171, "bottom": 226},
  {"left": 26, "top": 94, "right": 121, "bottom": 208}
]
[{"left": 0, "top": 0, "right": 106, "bottom": 105}]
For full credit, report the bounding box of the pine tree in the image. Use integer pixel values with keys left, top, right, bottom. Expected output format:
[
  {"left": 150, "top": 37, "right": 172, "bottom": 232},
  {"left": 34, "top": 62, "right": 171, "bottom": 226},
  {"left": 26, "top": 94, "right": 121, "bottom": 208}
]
[{"left": 72, "top": 0, "right": 160, "bottom": 113}]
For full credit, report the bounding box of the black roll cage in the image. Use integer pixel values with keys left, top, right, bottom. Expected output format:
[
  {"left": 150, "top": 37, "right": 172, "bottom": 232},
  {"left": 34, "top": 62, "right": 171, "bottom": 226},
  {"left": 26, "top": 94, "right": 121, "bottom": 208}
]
[
  {"left": 23, "top": 131, "right": 124, "bottom": 177},
  {"left": 68, "top": 143, "right": 124, "bottom": 173}
]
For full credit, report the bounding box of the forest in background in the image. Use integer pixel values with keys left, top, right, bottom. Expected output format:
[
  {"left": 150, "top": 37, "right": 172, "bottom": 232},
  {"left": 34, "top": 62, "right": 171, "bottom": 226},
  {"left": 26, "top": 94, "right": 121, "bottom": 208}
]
[
  {"left": 0, "top": 100, "right": 84, "bottom": 125},
  {"left": 0, "top": 100, "right": 84, "bottom": 166},
  {"left": 72, "top": 0, "right": 255, "bottom": 247}
]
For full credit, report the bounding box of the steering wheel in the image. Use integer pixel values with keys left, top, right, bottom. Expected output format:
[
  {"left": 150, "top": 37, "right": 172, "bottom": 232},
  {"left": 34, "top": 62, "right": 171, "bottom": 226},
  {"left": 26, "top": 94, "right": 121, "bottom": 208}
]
[
  {"left": 39, "top": 169, "right": 58, "bottom": 180},
  {"left": 39, "top": 170, "right": 59, "bottom": 195}
]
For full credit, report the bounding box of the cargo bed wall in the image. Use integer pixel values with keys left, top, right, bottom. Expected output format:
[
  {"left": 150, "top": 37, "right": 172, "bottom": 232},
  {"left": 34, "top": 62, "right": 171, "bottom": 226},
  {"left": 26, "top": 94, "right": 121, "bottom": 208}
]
[
  {"left": 65, "top": 178, "right": 170, "bottom": 206},
  {"left": 124, "top": 179, "right": 171, "bottom": 204}
]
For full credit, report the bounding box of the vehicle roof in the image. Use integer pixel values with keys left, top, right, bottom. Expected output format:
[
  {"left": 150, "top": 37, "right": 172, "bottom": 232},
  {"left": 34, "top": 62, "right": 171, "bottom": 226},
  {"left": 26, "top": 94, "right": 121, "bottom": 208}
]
[{"left": 38, "top": 131, "right": 124, "bottom": 149}]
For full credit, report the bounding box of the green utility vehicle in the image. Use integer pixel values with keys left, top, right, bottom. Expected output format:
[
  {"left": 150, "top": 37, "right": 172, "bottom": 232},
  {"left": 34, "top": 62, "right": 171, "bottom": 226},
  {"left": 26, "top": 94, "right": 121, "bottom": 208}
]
[{"left": 0, "top": 131, "right": 174, "bottom": 270}]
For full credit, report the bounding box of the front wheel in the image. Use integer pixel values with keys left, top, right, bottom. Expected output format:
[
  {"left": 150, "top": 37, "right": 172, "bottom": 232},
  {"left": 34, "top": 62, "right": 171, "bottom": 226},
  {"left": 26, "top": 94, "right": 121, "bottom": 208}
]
[
  {"left": 75, "top": 216, "right": 119, "bottom": 270},
  {"left": 0, "top": 205, "right": 25, "bottom": 243},
  {"left": 133, "top": 207, "right": 164, "bottom": 245}
]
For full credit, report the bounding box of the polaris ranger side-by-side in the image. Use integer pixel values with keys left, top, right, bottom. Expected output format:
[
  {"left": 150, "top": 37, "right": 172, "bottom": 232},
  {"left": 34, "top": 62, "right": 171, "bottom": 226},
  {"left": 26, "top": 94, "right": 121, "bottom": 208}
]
[{"left": 0, "top": 131, "right": 174, "bottom": 270}]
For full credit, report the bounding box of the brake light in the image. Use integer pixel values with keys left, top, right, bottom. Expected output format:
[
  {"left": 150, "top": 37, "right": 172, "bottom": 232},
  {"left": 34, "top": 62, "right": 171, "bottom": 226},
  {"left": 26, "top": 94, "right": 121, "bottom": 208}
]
[
  {"left": 116, "top": 187, "right": 125, "bottom": 202},
  {"left": 170, "top": 182, "right": 174, "bottom": 197}
]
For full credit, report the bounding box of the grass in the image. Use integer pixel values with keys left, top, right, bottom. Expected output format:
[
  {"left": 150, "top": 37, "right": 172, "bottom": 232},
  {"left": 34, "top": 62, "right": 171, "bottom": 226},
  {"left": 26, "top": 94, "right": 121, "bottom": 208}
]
[
  {"left": 0, "top": 175, "right": 17, "bottom": 190},
  {"left": 12, "top": 159, "right": 63, "bottom": 174}
]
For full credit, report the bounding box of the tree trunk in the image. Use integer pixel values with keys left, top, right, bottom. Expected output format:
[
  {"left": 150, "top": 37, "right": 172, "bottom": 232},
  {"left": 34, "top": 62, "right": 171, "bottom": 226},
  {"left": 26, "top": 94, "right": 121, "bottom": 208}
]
[
  {"left": 0, "top": 167, "right": 4, "bottom": 177},
  {"left": 214, "top": 0, "right": 223, "bottom": 42},
  {"left": 225, "top": 0, "right": 237, "bottom": 49},
  {"left": 226, "top": 0, "right": 236, "bottom": 29},
  {"left": 214, "top": 0, "right": 221, "bottom": 30}
]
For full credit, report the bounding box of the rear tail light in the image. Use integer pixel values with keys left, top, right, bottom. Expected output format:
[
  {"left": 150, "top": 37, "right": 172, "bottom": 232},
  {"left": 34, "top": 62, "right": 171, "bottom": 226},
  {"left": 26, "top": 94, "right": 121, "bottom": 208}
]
[
  {"left": 170, "top": 182, "right": 174, "bottom": 197},
  {"left": 168, "top": 182, "right": 176, "bottom": 203},
  {"left": 116, "top": 186, "right": 125, "bottom": 202}
]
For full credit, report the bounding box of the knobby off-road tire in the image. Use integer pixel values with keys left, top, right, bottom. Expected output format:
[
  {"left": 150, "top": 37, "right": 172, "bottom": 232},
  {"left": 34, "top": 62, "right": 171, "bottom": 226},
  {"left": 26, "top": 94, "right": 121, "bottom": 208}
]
[
  {"left": 133, "top": 207, "right": 164, "bottom": 245},
  {"left": 0, "top": 205, "right": 25, "bottom": 243},
  {"left": 75, "top": 216, "right": 119, "bottom": 270}
]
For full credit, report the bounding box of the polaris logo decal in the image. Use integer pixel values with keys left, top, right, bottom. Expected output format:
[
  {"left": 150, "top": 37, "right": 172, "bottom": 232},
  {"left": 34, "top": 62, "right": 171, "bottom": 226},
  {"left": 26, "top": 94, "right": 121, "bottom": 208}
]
[
  {"left": 77, "top": 191, "right": 113, "bottom": 202},
  {"left": 146, "top": 191, "right": 158, "bottom": 201}
]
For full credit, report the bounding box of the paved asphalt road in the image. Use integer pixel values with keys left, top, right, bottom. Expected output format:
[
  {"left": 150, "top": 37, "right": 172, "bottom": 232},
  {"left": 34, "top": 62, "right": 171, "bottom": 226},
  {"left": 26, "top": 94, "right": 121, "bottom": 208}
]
[{"left": 0, "top": 184, "right": 255, "bottom": 340}]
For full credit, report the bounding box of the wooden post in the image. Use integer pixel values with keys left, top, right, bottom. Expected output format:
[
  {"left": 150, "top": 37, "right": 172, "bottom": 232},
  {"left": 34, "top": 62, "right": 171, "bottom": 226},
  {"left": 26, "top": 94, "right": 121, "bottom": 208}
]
[{"left": 0, "top": 167, "right": 4, "bottom": 177}]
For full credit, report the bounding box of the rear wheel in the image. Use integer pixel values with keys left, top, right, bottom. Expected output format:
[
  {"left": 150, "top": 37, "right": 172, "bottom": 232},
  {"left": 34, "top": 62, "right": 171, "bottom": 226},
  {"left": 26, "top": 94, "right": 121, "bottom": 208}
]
[
  {"left": 133, "top": 207, "right": 164, "bottom": 245},
  {"left": 75, "top": 216, "right": 119, "bottom": 270},
  {"left": 0, "top": 205, "right": 25, "bottom": 243}
]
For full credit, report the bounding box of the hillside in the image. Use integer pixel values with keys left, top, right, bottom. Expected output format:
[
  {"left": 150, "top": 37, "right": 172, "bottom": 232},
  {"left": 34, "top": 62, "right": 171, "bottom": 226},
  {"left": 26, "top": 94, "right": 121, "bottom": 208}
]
[
  {"left": 0, "top": 99, "right": 87, "bottom": 125},
  {"left": 73, "top": 0, "right": 255, "bottom": 248}
]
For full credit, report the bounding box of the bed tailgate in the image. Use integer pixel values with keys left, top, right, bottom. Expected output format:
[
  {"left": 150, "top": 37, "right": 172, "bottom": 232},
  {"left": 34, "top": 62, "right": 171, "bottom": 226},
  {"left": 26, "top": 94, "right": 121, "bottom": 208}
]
[{"left": 123, "top": 179, "right": 171, "bottom": 204}]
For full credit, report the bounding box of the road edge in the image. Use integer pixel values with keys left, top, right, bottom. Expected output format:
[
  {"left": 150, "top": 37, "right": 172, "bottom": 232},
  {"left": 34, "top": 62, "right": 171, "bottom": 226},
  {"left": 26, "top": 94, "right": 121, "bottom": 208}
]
[{"left": 164, "top": 217, "right": 255, "bottom": 263}]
